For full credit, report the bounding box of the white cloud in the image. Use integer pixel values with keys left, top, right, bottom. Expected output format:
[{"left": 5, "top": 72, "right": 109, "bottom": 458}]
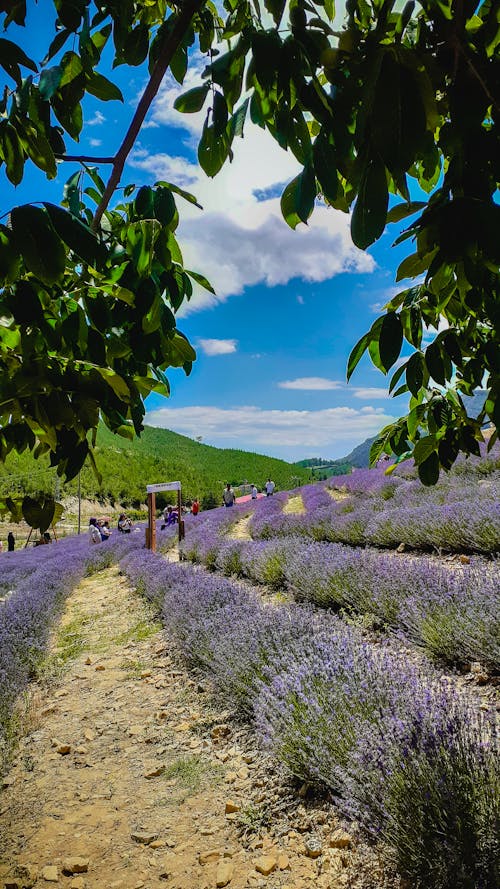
[
  {"left": 352, "top": 387, "right": 396, "bottom": 400},
  {"left": 88, "top": 110, "right": 105, "bottom": 126},
  {"left": 128, "top": 64, "right": 375, "bottom": 315},
  {"left": 89, "top": 138, "right": 102, "bottom": 147},
  {"left": 198, "top": 338, "right": 237, "bottom": 356},
  {"left": 145, "top": 404, "right": 396, "bottom": 455},
  {"left": 279, "top": 377, "right": 344, "bottom": 391},
  {"left": 296, "top": 295, "right": 305, "bottom": 305}
]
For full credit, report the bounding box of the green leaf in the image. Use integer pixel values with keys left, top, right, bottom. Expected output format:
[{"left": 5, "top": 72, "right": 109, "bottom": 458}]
[
  {"left": 17, "top": 121, "right": 57, "bottom": 178},
  {"left": 389, "top": 360, "right": 408, "bottom": 394},
  {"left": 406, "top": 351, "right": 424, "bottom": 396},
  {"left": 212, "top": 91, "right": 228, "bottom": 136},
  {"left": 198, "top": 116, "right": 230, "bottom": 178},
  {"left": 347, "top": 331, "right": 371, "bottom": 381},
  {"left": 186, "top": 269, "right": 216, "bottom": 294},
  {"left": 386, "top": 201, "right": 426, "bottom": 224},
  {"left": 22, "top": 495, "right": 59, "bottom": 533},
  {"left": 174, "top": 83, "right": 210, "bottom": 113},
  {"left": 265, "top": 0, "right": 287, "bottom": 25},
  {"left": 351, "top": 156, "right": 388, "bottom": 249},
  {"left": 59, "top": 51, "right": 83, "bottom": 87},
  {"left": 228, "top": 97, "right": 250, "bottom": 140},
  {"left": 43, "top": 203, "right": 108, "bottom": 268},
  {"left": 39, "top": 65, "right": 63, "bottom": 101},
  {"left": 2, "top": 123, "right": 24, "bottom": 186},
  {"left": 280, "top": 165, "right": 316, "bottom": 229},
  {"left": 63, "top": 170, "right": 82, "bottom": 215},
  {"left": 153, "top": 187, "right": 176, "bottom": 226},
  {"left": 11, "top": 204, "right": 66, "bottom": 284},
  {"left": 413, "top": 434, "right": 437, "bottom": 466},
  {"left": 425, "top": 340, "right": 446, "bottom": 385},
  {"left": 371, "top": 52, "right": 427, "bottom": 174},
  {"left": 378, "top": 312, "right": 403, "bottom": 373},
  {"left": 169, "top": 331, "right": 196, "bottom": 365},
  {"left": 42, "top": 27, "right": 71, "bottom": 65},
  {"left": 417, "top": 451, "right": 440, "bottom": 486},
  {"left": 85, "top": 71, "right": 123, "bottom": 102},
  {"left": 313, "top": 134, "right": 338, "bottom": 204},
  {"left": 96, "top": 368, "right": 130, "bottom": 399},
  {"left": 134, "top": 185, "right": 154, "bottom": 218},
  {"left": 0, "top": 37, "right": 37, "bottom": 76}
]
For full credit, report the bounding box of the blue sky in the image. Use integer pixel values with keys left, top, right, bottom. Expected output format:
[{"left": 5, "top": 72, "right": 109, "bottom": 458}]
[{"left": 5, "top": 5, "right": 417, "bottom": 462}]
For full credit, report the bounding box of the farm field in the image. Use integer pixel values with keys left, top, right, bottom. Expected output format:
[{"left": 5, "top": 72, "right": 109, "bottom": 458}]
[{"left": 0, "top": 449, "right": 499, "bottom": 889}]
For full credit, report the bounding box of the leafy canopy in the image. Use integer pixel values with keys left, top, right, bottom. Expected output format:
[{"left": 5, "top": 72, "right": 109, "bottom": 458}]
[{"left": 0, "top": 0, "right": 499, "bottom": 484}]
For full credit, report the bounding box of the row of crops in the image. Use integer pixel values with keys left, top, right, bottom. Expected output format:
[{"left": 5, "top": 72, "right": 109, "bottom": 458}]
[
  {"left": 1, "top": 449, "right": 498, "bottom": 888},
  {"left": 121, "top": 541, "right": 499, "bottom": 889},
  {"left": 249, "top": 465, "right": 499, "bottom": 552}
]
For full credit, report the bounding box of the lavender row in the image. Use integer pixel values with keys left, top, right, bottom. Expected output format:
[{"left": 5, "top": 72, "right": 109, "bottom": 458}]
[
  {"left": 0, "top": 532, "right": 142, "bottom": 750},
  {"left": 180, "top": 524, "right": 499, "bottom": 670},
  {"left": 121, "top": 548, "right": 499, "bottom": 888},
  {"left": 248, "top": 492, "right": 500, "bottom": 553}
]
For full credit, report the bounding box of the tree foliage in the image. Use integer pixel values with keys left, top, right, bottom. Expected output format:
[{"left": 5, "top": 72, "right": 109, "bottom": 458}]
[
  {"left": 0, "top": 0, "right": 499, "bottom": 484},
  {"left": 0, "top": 424, "right": 311, "bottom": 507}
]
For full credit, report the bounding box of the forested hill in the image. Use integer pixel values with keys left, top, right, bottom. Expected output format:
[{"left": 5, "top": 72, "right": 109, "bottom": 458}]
[{"left": 0, "top": 425, "right": 310, "bottom": 508}]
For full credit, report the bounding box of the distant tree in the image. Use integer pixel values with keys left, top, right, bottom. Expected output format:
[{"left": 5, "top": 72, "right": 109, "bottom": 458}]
[{"left": 0, "top": 0, "right": 498, "bottom": 484}]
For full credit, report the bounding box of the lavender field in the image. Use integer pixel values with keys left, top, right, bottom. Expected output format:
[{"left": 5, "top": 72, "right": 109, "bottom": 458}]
[
  {"left": 1, "top": 449, "right": 498, "bottom": 889},
  {"left": 120, "top": 545, "right": 499, "bottom": 889}
]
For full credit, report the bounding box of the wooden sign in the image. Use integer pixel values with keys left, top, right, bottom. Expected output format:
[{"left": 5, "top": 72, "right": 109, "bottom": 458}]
[
  {"left": 146, "top": 481, "right": 181, "bottom": 493},
  {"left": 146, "top": 481, "right": 183, "bottom": 551}
]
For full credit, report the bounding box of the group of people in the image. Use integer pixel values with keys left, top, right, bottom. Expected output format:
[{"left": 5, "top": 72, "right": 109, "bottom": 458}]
[
  {"left": 223, "top": 478, "right": 276, "bottom": 507},
  {"left": 88, "top": 517, "right": 113, "bottom": 544},
  {"left": 160, "top": 499, "right": 199, "bottom": 529}
]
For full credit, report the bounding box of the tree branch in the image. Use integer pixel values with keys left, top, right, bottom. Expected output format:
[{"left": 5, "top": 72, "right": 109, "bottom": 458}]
[
  {"left": 55, "top": 154, "right": 115, "bottom": 164},
  {"left": 92, "top": 0, "right": 203, "bottom": 230}
]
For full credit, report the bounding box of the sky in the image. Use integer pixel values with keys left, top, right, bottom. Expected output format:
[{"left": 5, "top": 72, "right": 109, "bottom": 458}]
[{"left": 4, "top": 4, "right": 421, "bottom": 463}]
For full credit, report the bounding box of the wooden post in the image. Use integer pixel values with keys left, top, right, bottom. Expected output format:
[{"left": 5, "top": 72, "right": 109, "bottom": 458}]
[
  {"left": 147, "top": 491, "right": 157, "bottom": 552},
  {"left": 177, "top": 488, "right": 183, "bottom": 542}
]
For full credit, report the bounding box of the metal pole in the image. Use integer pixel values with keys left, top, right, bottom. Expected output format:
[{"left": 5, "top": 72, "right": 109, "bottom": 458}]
[
  {"left": 77, "top": 471, "right": 81, "bottom": 535},
  {"left": 147, "top": 492, "right": 156, "bottom": 552}
]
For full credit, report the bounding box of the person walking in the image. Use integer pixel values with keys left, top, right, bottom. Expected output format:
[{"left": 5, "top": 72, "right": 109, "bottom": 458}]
[
  {"left": 7, "top": 531, "right": 14, "bottom": 552},
  {"left": 222, "top": 484, "right": 236, "bottom": 507},
  {"left": 265, "top": 478, "right": 275, "bottom": 496},
  {"left": 191, "top": 498, "right": 200, "bottom": 515}
]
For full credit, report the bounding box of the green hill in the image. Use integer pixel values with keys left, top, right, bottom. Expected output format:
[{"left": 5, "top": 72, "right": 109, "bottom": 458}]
[{"left": 0, "top": 425, "right": 310, "bottom": 509}]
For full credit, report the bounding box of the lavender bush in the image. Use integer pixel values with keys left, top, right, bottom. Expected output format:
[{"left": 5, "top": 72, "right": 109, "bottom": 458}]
[
  {"left": 121, "top": 549, "right": 499, "bottom": 889},
  {"left": 181, "top": 525, "right": 499, "bottom": 669},
  {"left": 0, "top": 531, "right": 142, "bottom": 751}
]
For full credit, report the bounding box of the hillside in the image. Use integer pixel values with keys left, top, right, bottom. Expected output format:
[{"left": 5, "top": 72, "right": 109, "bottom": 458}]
[{"left": 0, "top": 424, "right": 310, "bottom": 508}]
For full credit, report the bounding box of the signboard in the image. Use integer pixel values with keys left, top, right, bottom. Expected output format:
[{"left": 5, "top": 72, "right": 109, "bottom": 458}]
[
  {"left": 146, "top": 481, "right": 181, "bottom": 493},
  {"left": 145, "top": 480, "right": 184, "bottom": 552}
]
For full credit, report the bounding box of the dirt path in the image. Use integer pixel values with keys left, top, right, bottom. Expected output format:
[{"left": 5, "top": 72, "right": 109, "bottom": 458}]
[
  {"left": 282, "top": 497, "right": 305, "bottom": 515},
  {"left": 228, "top": 517, "right": 252, "bottom": 541},
  {"left": 0, "top": 566, "right": 394, "bottom": 889},
  {"left": 326, "top": 490, "right": 349, "bottom": 502}
]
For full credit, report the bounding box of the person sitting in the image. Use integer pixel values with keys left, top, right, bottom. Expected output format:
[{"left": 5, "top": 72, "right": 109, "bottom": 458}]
[
  {"left": 117, "top": 513, "right": 132, "bottom": 533},
  {"left": 89, "top": 517, "right": 102, "bottom": 544},
  {"left": 35, "top": 531, "right": 52, "bottom": 546},
  {"left": 161, "top": 506, "right": 178, "bottom": 529},
  {"left": 99, "top": 520, "right": 111, "bottom": 541}
]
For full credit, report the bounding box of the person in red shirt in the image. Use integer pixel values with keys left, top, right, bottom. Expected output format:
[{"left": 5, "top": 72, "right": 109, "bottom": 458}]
[{"left": 191, "top": 498, "right": 200, "bottom": 515}]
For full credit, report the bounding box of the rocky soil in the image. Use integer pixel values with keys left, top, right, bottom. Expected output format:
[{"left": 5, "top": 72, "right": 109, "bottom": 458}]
[{"left": 0, "top": 565, "right": 399, "bottom": 889}]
